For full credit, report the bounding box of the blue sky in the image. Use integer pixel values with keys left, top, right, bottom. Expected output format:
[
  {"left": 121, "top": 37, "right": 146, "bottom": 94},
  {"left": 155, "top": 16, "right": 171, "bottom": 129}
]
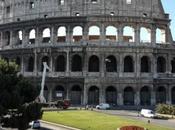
[{"left": 162, "top": 0, "right": 175, "bottom": 40}]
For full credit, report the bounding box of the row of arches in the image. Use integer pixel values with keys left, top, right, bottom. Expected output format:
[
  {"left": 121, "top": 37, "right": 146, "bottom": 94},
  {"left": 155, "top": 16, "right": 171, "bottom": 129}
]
[
  {"left": 2, "top": 25, "right": 167, "bottom": 46},
  {"left": 24, "top": 55, "right": 171, "bottom": 73},
  {"left": 44, "top": 85, "right": 175, "bottom": 105}
]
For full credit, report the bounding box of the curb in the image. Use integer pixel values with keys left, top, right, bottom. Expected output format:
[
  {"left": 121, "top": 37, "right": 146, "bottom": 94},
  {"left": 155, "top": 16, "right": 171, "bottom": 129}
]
[{"left": 40, "top": 120, "right": 81, "bottom": 130}]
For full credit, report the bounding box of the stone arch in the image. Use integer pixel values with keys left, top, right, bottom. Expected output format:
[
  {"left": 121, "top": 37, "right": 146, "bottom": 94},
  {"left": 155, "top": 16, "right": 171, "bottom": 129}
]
[
  {"left": 172, "top": 87, "right": 175, "bottom": 104},
  {"left": 123, "top": 26, "right": 135, "bottom": 42},
  {"left": 88, "top": 55, "right": 100, "bottom": 72},
  {"left": 140, "top": 86, "right": 151, "bottom": 105},
  {"left": 42, "top": 28, "right": 51, "bottom": 43},
  {"left": 55, "top": 55, "right": 66, "bottom": 72},
  {"left": 124, "top": 56, "right": 134, "bottom": 72},
  {"left": 53, "top": 85, "right": 65, "bottom": 101},
  {"left": 156, "top": 86, "right": 166, "bottom": 104},
  {"left": 105, "top": 26, "right": 118, "bottom": 41},
  {"left": 157, "top": 56, "right": 166, "bottom": 73},
  {"left": 105, "top": 55, "right": 117, "bottom": 72},
  {"left": 70, "top": 85, "right": 82, "bottom": 105},
  {"left": 71, "top": 54, "right": 82, "bottom": 72},
  {"left": 156, "top": 28, "right": 166, "bottom": 43},
  {"left": 124, "top": 87, "right": 134, "bottom": 105},
  {"left": 141, "top": 56, "right": 151, "bottom": 73},
  {"left": 27, "top": 56, "right": 34, "bottom": 72},
  {"left": 88, "top": 86, "right": 99, "bottom": 105},
  {"left": 41, "top": 56, "right": 49, "bottom": 71},
  {"left": 73, "top": 26, "right": 83, "bottom": 42},
  {"left": 140, "top": 27, "right": 151, "bottom": 43},
  {"left": 105, "top": 86, "right": 117, "bottom": 105},
  {"left": 29, "top": 29, "right": 36, "bottom": 44},
  {"left": 88, "top": 26, "right": 100, "bottom": 41},
  {"left": 57, "top": 26, "right": 66, "bottom": 42}
]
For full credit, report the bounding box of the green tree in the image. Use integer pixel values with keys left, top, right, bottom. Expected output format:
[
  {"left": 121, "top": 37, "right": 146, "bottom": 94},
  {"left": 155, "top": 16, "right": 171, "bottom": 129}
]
[{"left": 0, "top": 58, "right": 42, "bottom": 130}]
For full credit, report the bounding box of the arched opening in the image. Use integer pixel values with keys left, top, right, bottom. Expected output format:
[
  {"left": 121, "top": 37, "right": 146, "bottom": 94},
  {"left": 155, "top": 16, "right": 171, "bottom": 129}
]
[
  {"left": 157, "top": 56, "right": 166, "bottom": 73},
  {"left": 44, "top": 86, "right": 48, "bottom": 102},
  {"left": 71, "top": 55, "right": 82, "bottom": 72},
  {"left": 106, "top": 86, "right": 117, "bottom": 105},
  {"left": 124, "top": 56, "right": 134, "bottom": 72},
  {"left": 53, "top": 85, "right": 65, "bottom": 101},
  {"left": 88, "top": 26, "right": 100, "bottom": 41},
  {"left": 141, "top": 56, "right": 150, "bottom": 73},
  {"left": 172, "top": 87, "right": 175, "bottom": 104},
  {"left": 27, "top": 56, "right": 34, "bottom": 72},
  {"left": 5, "top": 31, "right": 10, "bottom": 45},
  {"left": 171, "top": 58, "right": 175, "bottom": 73},
  {"left": 29, "top": 29, "right": 36, "bottom": 44},
  {"left": 55, "top": 55, "right": 66, "bottom": 72},
  {"left": 105, "top": 26, "right": 118, "bottom": 41},
  {"left": 17, "top": 30, "right": 23, "bottom": 44},
  {"left": 140, "top": 86, "right": 151, "bottom": 105},
  {"left": 123, "top": 26, "right": 135, "bottom": 42},
  {"left": 42, "top": 28, "right": 51, "bottom": 43},
  {"left": 105, "top": 55, "right": 117, "bottom": 72},
  {"left": 140, "top": 27, "right": 151, "bottom": 43},
  {"left": 156, "top": 86, "right": 166, "bottom": 104},
  {"left": 156, "top": 28, "right": 166, "bottom": 43},
  {"left": 88, "top": 86, "right": 99, "bottom": 105},
  {"left": 41, "top": 56, "right": 49, "bottom": 71},
  {"left": 70, "top": 85, "right": 82, "bottom": 105},
  {"left": 124, "top": 87, "right": 134, "bottom": 105},
  {"left": 57, "top": 26, "right": 66, "bottom": 42},
  {"left": 88, "top": 55, "right": 100, "bottom": 72},
  {"left": 73, "top": 26, "right": 83, "bottom": 42}
]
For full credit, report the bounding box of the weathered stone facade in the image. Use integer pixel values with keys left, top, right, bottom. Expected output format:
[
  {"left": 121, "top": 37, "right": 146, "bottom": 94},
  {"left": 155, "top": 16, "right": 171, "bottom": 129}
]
[{"left": 0, "top": 0, "right": 175, "bottom": 107}]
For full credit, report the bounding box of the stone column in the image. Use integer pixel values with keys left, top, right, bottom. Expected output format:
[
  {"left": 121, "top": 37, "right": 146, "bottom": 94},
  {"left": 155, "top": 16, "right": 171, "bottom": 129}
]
[
  {"left": 83, "top": 84, "right": 88, "bottom": 105},
  {"left": 66, "top": 86, "right": 70, "bottom": 100},
  {"left": 101, "top": 55, "right": 105, "bottom": 77},
  {"left": 151, "top": 26, "right": 156, "bottom": 46},
  {"left": 83, "top": 26, "right": 88, "bottom": 42},
  {"left": 36, "top": 27, "right": 42, "bottom": 45},
  {"left": 48, "top": 87, "right": 53, "bottom": 102},
  {"left": 99, "top": 87, "right": 105, "bottom": 103},
  {"left": 66, "top": 50, "right": 70, "bottom": 76},
  {"left": 83, "top": 49, "right": 88, "bottom": 76},
  {"left": 151, "top": 86, "right": 156, "bottom": 105},
  {"left": 23, "top": 30, "right": 29, "bottom": 47},
  {"left": 118, "top": 88, "right": 123, "bottom": 106},
  {"left": 66, "top": 26, "right": 72, "bottom": 44},
  {"left": 119, "top": 53, "right": 123, "bottom": 77},
  {"left": 51, "top": 26, "right": 57, "bottom": 44},
  {"left": 118, "top": 25, "right": 123, "bottom": 43},
  {"left": 34, "top": 51, "right": 38, "bottom": 76},
  {"left": 135, "top": 26, "right": 140, "bottom": 44},
  {"left": 21, "top": 56, "right": 24, "bottom": 74},
  {"left": 135, "top": 90, "right": 140, "bottom": 106},
  {"left": 166, "top": 85, "right": 171, "bottom": 104},
  {"left": 100, "top": 24, "right": 105, "bottom": 44},
  {"left": 0, "top": 32, "right": 3, "bottom": 48}
]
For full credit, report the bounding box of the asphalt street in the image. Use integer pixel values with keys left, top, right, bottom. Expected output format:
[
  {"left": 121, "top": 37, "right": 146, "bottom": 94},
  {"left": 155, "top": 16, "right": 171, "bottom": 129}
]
[{"left": 95, "top": 109, "right": 175, "bottom": 129}]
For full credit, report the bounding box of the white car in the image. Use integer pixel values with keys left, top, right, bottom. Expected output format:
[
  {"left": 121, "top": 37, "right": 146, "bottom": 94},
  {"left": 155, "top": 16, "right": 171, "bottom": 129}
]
[
  {"left": 140, "top": 109, "right": 156, "bottom": 118},
  {"left": 96, "top": 103, "right": 110, "bottom": 110},
  {"left": 31, "top": 120, "right": 40, "bottom": 129}
]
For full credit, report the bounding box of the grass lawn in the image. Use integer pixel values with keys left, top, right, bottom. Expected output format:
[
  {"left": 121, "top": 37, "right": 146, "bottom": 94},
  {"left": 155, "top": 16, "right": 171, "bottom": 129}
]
[{"left": 42, "top": 110, "right": 173, "bottom": 130}]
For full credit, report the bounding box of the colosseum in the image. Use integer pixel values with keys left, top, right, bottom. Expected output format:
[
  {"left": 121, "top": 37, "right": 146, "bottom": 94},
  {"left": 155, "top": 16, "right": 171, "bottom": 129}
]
[{"left": 0, "top": 0, "right": 175, "bottom": 108}]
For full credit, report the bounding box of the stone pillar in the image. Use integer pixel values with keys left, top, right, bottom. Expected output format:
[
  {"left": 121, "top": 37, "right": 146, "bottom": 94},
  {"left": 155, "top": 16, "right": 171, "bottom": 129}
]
[
  {"left": 0, "top": 32, "right": 3, "bottom": 48},
  {"left": 36, "top": 27, "right": 42, "bottom": 45},
  {"left": 119, "top": 53, "right": 123, "bottom": 77},
  {"left": 51, "top": 26, "right": 57, "bottom": 44},
  {"left": 23, "top": 30, "right": 29, "bottom": 47},
  {"left": 66, "top": 50, "right": 70, "bottom": 76},
  {"left": 48, "top": 87, "right": 53, "bottom": 102},
  {"left": 135, "top": 26, "right": 140, "bottom": 44},
  {"left": 151, "top": 26, "right": 156, "bottom": 46},
  {"left": 66, "top": 87, "right": 70, "bottom": 100},
  {"left": 136, "top": 54, "right": 140, "bottom": 77},
  {"left": 151, "top": 87, "right": 156, "bottom": 105},
  {"left": 135, "top": 91, "right": 140, "bottom": 106},
  {"left": 34, "top": 51, "right": 38, "bottom": 75},
  {"left": 21, "top": 56, "right": 24, "bottom": 74},
  {"left": 100, "top": 24, "right": 105, "bottom": 43},
  {"left": 66, "top": 26, "right": 72, "bottom": 44},
  {"left": 118, "top": 25, "right": 123, "bottom": 43},
  {"left": 83, "top": 84, "right": 88, "bottom": 105},
  {"left": 83, "top": 26, "right": 88, "bottom": 41},
  {"left": 50, "top": 55, "right": 53, "bottom": 73},
  {"left": 118, "top": 89, "right": 123, "bottom": 106},
  {"left": 166, "top": 85, "right": 171, "bottom": 104},
  {"left": 83, "top": 50, "right": 88, "bottom": 77},
  {"left": 101, "top": 55, "right": 105, "bottom": 77},
  {"left": 167, "top": 53, "right": 171, "bottom": 74},
  {"left": 99, "top": 87, "right": 105, "bottom": 103},
  {"left": 153, "top": 55, "right": 157, "bottom": 78}
]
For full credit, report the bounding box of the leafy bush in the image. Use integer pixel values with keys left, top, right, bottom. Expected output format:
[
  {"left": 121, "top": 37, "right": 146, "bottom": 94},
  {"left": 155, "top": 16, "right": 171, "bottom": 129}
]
[{"left": 156, "top": 104, "right": 175, "bottom": 115}]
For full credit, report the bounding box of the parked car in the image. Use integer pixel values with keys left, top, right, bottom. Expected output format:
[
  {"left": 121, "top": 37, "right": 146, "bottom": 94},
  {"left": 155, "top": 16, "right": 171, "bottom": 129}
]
[
  {"left": 96, "top": 103, "right": 110, "bottom": 110},
  {"left": 31, "top": 120, "right": 40, "bottom": 129},
  {"left": 140, "top": 109, "right": 156, "bottom": 118}
]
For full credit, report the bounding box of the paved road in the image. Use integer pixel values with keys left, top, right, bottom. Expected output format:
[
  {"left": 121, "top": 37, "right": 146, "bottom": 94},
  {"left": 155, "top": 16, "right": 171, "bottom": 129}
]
[
  {"left": 2, "top": 122, "right": 71, "bottom": 130},
  {"left": 95, "top": 110, "right": 175, "bottom": 129}
]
